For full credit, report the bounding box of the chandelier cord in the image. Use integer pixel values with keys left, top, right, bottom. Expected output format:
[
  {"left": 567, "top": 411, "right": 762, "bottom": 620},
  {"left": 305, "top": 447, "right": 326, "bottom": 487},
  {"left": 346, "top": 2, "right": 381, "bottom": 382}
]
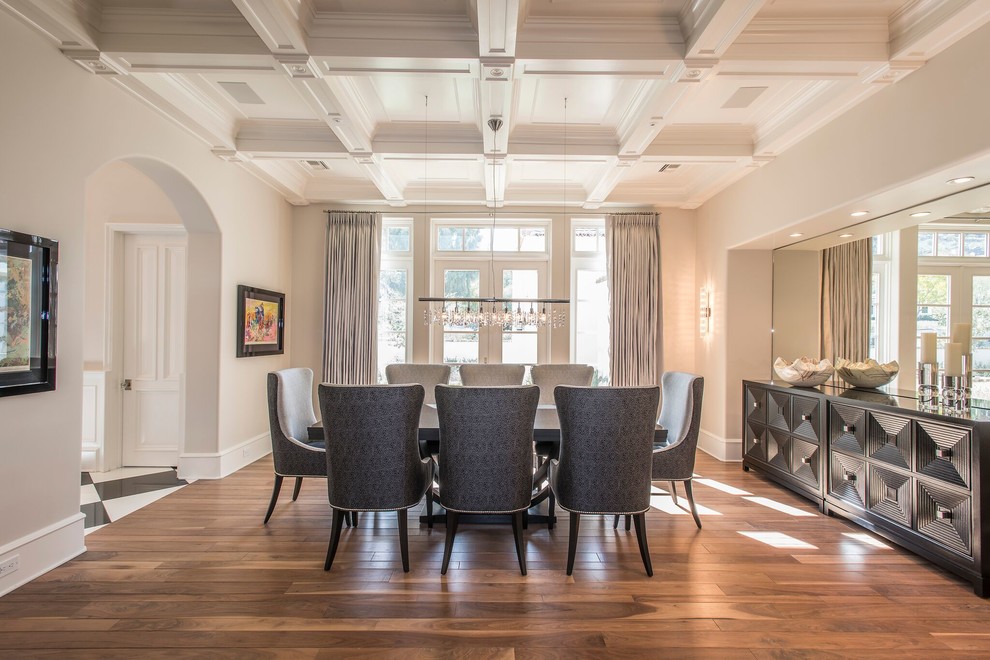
[
  {"left": 424, "top": 95, "right": 428, "bottom": 216},
  {"left": 490, "top": 121, "right": 497, "bottom": 310}
]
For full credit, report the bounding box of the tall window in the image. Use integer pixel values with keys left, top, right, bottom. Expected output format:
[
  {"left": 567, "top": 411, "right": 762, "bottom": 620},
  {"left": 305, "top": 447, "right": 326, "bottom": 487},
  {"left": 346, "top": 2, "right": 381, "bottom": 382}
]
[
  {"left": 377, "top": 219, "right": 413, "bottom": 382},
  {"left": 917, "top": 273, "right": 951, "bottom": 366},
  {"left": 571, "top": 220, "right": 609, "bottom": 384},
  {"left": 870, "top": 233, "right": 893, "bottom": 362}
]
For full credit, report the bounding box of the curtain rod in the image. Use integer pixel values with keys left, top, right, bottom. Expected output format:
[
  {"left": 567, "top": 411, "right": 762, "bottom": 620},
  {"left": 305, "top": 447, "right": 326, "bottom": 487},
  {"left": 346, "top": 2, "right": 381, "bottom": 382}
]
[{"left": 323, "top": 209, "right": 660, "bottom": 216}]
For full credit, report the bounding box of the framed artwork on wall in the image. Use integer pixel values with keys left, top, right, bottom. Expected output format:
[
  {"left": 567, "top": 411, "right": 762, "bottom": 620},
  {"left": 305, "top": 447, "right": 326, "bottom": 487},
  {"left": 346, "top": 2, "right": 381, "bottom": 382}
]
[
  {"left": 0, "top": 228, "right": 58, "bottom": 397},
  {"left": 236, "top": 285, "right": 285, "bottom": 358}
]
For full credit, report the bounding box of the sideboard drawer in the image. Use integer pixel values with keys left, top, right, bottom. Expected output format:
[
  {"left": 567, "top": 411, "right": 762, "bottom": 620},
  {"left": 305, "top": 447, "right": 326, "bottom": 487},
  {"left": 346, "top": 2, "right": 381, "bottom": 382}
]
[
  {"left": 916, "top": 479, "right": 973, "bottom": 556},
  {"left": 829, "top": 452, "right": 866, "bottom": 509},
  {"left": 866, "top": 411, "right": 913, "bottom": 471},
  {"left": 745, "top": 421, "right": 766, "bottom": 462},
  {"left": 791, "top": 395, "right": 821, "bottom": 442},
  {"left": 915, "top": 419, "right": 971, "bottom": 489},
  {"left": 867, "top": 463, "right": 912, "bottom": 526},
  {"left": 790, "top": 438, "right": 820, "bottom": 488},
  {"left": 745, "top": 384, "right": 767, "bottom": 425},
  {"left": 830, "top": 404, "right": 866, "bottom": 456}
]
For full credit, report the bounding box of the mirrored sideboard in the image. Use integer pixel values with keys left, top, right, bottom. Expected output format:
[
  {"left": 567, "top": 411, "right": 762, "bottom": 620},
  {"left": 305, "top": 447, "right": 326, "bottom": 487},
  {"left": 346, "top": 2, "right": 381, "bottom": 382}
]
[{"left": 742, "top": 379, "right": 990, "bottom": 596}]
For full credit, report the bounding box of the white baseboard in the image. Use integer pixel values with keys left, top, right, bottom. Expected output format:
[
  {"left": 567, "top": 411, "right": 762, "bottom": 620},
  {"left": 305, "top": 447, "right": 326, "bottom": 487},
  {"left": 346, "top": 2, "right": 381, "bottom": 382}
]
[
  {"left": 178, "top": 432, "right": 272, "bottom": 480},
  {"left": 698, "top": 428, "right": 743, "bottom": 462},
  {"left": 0, "top": 513, "right": 86, "bottom": 597}
]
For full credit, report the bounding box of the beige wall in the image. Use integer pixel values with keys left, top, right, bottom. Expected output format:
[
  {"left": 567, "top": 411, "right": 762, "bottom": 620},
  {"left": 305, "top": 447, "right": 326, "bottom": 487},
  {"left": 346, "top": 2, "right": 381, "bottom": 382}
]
[
  {"left": 694, "top": 20, "right": 990, "bottom": 459},
  {"left": 289, "top": 206, "right": 697, "bottom": 390},
  {"left": 771, "top": 250, "right": 821, "bottom": 363},
  {"left": 0, "top": 10, "right": 292, "bottom": 594}
]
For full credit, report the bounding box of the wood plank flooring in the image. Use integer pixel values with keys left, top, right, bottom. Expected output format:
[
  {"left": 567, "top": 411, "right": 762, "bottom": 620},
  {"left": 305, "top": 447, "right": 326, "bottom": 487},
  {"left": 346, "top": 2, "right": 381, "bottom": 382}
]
[{"left": 3, "top": 453, "right": 990, "bottom": 657}]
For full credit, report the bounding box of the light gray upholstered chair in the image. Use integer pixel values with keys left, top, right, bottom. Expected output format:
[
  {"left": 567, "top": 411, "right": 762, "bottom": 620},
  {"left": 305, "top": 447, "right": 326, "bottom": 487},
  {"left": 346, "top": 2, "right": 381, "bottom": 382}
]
[
  {"left": 531, "top": 364, "right": 594, "bottom": 405},
  {"left": 435, "top": 385, "right": 540, "bottom": 575},
  {"left": 385, "top": 363, "right": 451, "bottom": 404},
  {"left": 615, "top": 372, "right": 705, "bottom": 530},
  {"left": 265, "top": 368, "right": 335, "bottom": 525},
  {"left": 318, "top": 384, "right": 433, "bottom": 572},
  {"left": 459, "top": 363, "right": 525, "bottom": 386},
  {"left": 552, "top": 385, "right": 660, "bottom": 576}
]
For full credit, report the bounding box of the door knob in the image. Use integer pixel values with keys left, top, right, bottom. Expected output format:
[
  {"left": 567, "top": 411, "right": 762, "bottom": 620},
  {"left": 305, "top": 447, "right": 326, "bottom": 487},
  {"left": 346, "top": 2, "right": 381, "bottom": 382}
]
[{"left": 121, "top": 379, "right": 132, "bottom": 391}]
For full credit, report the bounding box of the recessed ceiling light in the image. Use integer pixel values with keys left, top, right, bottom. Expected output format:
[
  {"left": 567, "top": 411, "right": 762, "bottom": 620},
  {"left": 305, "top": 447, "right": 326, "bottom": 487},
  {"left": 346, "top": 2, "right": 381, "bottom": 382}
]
[
  {"left": 910, "top": 211, "right": 931, "bottom": 217},
  {"left": 947, "top": 176, "right": 975, "bottom": 185},
  {"left": 850, "top": 211, "right": 869, "bottom": 217},
  {"left": 970, "top": 207, "right": 990, "bottom": 214},
  {"left": 789, "top": 233, "right": 803, "bottom": 237},
  {"left": 839, "top": 233, "right": 853, "bottom": 238}
]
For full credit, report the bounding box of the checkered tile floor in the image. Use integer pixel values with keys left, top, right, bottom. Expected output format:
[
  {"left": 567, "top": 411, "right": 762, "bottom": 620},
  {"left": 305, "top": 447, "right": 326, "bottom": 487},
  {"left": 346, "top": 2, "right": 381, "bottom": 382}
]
[{"left": 80, "top": 467, "right": 191, "bottom": 535}]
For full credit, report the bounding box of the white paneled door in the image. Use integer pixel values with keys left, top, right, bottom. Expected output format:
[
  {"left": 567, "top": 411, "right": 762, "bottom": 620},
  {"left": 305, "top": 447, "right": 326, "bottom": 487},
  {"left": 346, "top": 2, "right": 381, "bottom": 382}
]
[{"left": 121, "top": 233, "right": 186, "bottom": 467}]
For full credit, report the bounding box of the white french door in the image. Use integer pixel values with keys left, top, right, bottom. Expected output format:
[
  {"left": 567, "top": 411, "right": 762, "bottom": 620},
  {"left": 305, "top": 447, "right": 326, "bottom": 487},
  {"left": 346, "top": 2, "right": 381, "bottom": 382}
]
[
  {"left": 121, "top": 233, "right": 186, "bottom": 466},
  {"left": 431, "top": 259, "right": 549, "bottom": 371}
]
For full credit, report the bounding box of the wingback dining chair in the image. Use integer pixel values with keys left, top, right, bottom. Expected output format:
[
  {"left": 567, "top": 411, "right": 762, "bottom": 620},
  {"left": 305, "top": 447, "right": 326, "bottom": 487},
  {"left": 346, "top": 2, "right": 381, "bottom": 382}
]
[
  {"left": 459, "top": 363, "right": 525, "bottom": 386},
  {"left": 385, "top": 363, "right": 451, "bottom": 404},
  {"left": 552, "top": 385, "right": 660, "bottom": 576},
  {"left": 435, "top": 385, "right": 540, "bottom": 575},
  {"left": 265, "top": 368, "right": 335, "bottom": 525},
  {"left": 615, "top": 371, "right": 705, "bottom": 530},
  {"left": 531, "top": 364, "right": 594, "bottom": 404},
  {"left": 318, "top": 384, "right": 433, "bottom": 572}
]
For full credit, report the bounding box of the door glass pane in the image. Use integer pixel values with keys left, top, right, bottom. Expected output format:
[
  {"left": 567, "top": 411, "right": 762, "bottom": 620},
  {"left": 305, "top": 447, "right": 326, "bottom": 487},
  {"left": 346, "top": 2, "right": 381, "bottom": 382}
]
[
  {"left": 917, "top": 274, "right": 949, "bottom": 304},
  {"left": 443, "top": 333, "right": 479, "bottom": 364},
  {"left": 974, "top": 276, "right": 990, "bottom": 305},
  {"left": 463, "top": 227, "right": 492, "bottom": 251},
  {"left": 444, "top": 270, "right": 480, "bottom": 298},
  {"left": 965, "top": 233, "right": 988, "bottom": 257},
  {"left": 973, "top": 340, "right": 990, "bottom": 370},
  {"left": 377, "top": 269, "right": 408, "bottom": 382},
  {"left": 974, "top": 308, "right": 990, "bottom": 338},
  {"left": 502, "top": 332, "right": 537, "bottom": 364},
  {"left": 503, "top": 269, "right": 539, "bottom": 299},
  {"left": 438, "top": 227, "right": 463, "bottom": 251},
  {"left": 493, "top": 227, "right": 518, "bottom": 251},
  {"left": 520, "top": 228, "right": 547, "bottom": 252},
  {"left": 937, "top": 233, "right": 961, "bottom": 256},
  {"left": 385, "top": 226, "right": 410, "bottom": 252}
]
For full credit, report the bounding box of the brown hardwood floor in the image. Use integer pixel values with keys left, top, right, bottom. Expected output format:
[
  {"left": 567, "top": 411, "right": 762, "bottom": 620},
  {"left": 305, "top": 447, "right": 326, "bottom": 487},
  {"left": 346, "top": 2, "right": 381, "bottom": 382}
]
[{"left": 3, "top": 453, "right": 990, "bottom": 658}]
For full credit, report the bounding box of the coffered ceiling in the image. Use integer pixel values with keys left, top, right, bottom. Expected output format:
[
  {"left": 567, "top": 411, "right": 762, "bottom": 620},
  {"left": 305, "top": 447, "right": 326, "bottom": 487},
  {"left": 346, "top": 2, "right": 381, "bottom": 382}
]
[{"left": 5, "top": 0, "right": 989, "bottom": 208}]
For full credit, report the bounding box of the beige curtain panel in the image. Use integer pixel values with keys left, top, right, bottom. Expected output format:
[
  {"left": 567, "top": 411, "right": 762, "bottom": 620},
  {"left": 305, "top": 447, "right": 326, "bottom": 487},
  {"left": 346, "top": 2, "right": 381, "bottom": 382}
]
[
  {"left": 820, "top": 238, "right": 872, "bottom": 364},
  {"left": 606, "top": 213, "right": 663, "bottom": 387},
  {"left": 323, "top": 211, "right": 381, "bottom": 384}
]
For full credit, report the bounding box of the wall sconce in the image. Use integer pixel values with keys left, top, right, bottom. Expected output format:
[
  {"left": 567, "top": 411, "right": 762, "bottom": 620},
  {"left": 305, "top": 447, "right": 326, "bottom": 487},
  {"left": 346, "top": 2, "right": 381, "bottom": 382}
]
[{"left": 700, "top": 288, "right": 712, "bottom": 335}]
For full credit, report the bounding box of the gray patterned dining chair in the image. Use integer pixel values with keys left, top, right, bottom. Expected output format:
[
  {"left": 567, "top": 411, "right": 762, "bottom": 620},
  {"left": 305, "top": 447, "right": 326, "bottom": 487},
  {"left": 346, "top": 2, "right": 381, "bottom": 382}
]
[
  {"left": 614, "top": 372, "right": 705, "bottom": 530},
  {"left": 552, "top": 385, "right": 660, "bottom": 576},
  {"left": 459, "top": 364, "right": 525, "bottom": 386},
  {"left": 385, "top": 363, "right": 451, "bottom": 404},
  {"left": 435, "top": 385, "right": 540, "bottom": 575},
  {"left": 265, "top": 368, "right": 336, "bottom": 525},
  {"left": 318, "top": 384, "right": 433, "bottom": 572}
]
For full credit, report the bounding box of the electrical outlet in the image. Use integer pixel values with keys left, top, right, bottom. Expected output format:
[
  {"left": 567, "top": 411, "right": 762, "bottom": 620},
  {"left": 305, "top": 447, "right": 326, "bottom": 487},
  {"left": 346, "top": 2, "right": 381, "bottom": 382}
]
[
  {"left": 0, "top": 555, "right": 19, "bottom": 579},
  {"left": 242, "top": 447, "right": 249, "bottom": 458}
]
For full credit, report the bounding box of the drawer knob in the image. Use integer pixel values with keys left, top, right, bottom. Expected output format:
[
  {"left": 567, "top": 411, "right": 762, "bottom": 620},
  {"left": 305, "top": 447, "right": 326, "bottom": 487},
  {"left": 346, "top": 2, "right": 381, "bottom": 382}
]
[
  {"left": 752, "top": 438, "right": 760, "bottom": 445},
  {"left": 801, "top": 413, "right": 813, "bottom": 421},
  {"left": 936, "top": 508, "right": 952, "bottom": 520},
  {"left": 936, "top": 448, "right": 953, "bottom": 459},
  {"left": 843, "top": 472, "right": 857, "bottom": 482},
  {"left": 801, "top": 456, "right": 812, "bottom": 464},
  {"left": 753, "top": 401, "right": 761, "bottom": 409},
  {"left": 842, "top": 424, "right": 855, "bottom": 433}
]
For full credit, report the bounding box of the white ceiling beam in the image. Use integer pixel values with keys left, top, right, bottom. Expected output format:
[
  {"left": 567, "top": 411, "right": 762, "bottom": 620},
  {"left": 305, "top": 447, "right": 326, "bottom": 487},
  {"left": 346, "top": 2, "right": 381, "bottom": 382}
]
[
  {"left": 0, "top": 0, "right": 99, "bottom": 51},
  {"left": 473, "top": 0, "right": 521, "bottom": 59},
  {"left": 230, "top": 0, "right": 308, "bottom": 55},
  {"left": 483, "top": 155, "right": 506, "bottom": 208},
  {"left": 680, "top": 0, "right": 769, "bottom": 60},
  {"left": 583, "top": 157, "right": 638, "bottom": 209},
  {"left": 889, "top": 0, "right": 990, "bottom": 62}
]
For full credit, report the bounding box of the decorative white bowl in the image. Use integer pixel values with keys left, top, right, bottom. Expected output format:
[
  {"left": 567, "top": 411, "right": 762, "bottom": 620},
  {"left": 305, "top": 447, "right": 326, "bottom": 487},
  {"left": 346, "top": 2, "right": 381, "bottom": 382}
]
[
  {"left": 835, "top": 358, "right": 899, "bottom": 389},
  {"left": 773, "top": 357, "right": 834, "bottom": 387}
]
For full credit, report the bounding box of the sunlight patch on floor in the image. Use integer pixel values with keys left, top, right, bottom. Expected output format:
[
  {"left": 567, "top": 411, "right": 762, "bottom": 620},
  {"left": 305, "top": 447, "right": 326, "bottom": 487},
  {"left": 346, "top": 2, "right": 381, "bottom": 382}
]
[
  {"left": 650, "top": 495, "right": 722, "bottom": 516},
  {"left": 738, "top": 531, "right": 818, "bottom": 550},
  {"left": 743, "top": 496, "right": 817, "bottom": 517},
  {"left": 694, "top": 478, "right": 752, "bottom": 496},
  {"left": 842, "top": 532, "right": 892, "bottom": 549}
]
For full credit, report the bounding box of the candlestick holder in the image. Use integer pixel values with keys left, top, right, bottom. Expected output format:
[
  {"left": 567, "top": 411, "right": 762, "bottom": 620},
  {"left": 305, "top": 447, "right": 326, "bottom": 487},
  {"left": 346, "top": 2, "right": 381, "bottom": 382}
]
[
  {"left": 962, "top": 353, "right": 973, "bottom": 408},
  {"left": 917, "top": 362, "right": 939, "bottom": 409},
  {"left": 941, "top": 374, "right": 970, "bottom": 415}
]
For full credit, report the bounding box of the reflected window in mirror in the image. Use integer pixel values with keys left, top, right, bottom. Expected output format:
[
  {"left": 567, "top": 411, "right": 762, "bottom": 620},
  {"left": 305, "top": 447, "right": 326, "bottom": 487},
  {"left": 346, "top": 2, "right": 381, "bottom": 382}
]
[{"left": 871, "top": 233, "right": 894, "bottom": 363}]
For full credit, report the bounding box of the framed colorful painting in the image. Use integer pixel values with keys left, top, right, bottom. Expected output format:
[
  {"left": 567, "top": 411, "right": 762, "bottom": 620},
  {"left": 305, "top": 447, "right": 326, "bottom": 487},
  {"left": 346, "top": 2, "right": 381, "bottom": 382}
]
[
  {"left": 236, "top": 285, "right": 285, "bottom": 358},
  {"left": 0, "top": 228, "right": 58, "bottom": 397}
]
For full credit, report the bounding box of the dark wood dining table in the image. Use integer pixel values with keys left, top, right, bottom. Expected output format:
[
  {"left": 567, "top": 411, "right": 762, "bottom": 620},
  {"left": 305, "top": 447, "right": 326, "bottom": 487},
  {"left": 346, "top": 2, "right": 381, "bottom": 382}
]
[{"left": 307, "top": 404, "right": 668, "bottom": 525}]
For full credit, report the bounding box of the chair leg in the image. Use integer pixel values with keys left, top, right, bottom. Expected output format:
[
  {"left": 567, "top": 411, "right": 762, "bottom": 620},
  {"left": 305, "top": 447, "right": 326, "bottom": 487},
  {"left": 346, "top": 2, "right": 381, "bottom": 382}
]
[
  {"left": 668, "top": 481, "right": 678, "bottom": 505},
  {"left": 441, "top": 511, "right": 460, "bottom": 576},
  {"left": 684, "top": 479, "right": 702, "bottom": 529},
  {"left": 548, "top": 491, "right": 556, "bottom": 530},
  {"left": 426, "top": 491, "right": 434, "bottom": 530},
  {"left": 263, "top": 475, "right": 284, "bottom": 524},
  {"left": 351, "top": 511, "right": 359, "bottom": 527},
  {"left": 511, "top": 510, "right": 527, "bottom": 575},
  {"left": 397, "top": 508, "right": 410, "bottom": 573},
  {"left": 566, "top": 512, "right": 580, "bottom": 576},
  {"left": 291, "top": 477, "right": 303, "bottom": 501},
  {"left": 344, "top": 511, "right": 351, "bottom": 528},
  {"left": 523, "top": 510, "right": 529, "bottom": 530},
  {"left": 324, "top": 508, "right": 346, "bottom": 571},
  {"left": 632, "top": 512, "right": 653, "bottom": 577},
  {"left": 625, "top": 514, "right": 631, "bottom": 531},
  {"left": 612, "top": 514, "right": 619, "bottom": 529}
]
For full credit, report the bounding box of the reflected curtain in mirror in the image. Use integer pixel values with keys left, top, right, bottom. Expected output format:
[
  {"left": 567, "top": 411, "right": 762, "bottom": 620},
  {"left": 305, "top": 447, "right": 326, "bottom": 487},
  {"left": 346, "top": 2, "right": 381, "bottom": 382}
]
[
  {"left": 606, "top": 213, "right": 663, "bottom": 387},
  {"left": 820, "top": 239, "right": 871, "bottom": 365},
  {"left": 323, "top": 212, "right": 381, "bottom": 384}
]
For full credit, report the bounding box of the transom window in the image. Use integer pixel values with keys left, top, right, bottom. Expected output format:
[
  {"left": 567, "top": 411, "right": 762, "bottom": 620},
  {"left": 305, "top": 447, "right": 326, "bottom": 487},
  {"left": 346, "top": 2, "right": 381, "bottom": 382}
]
[
  {"left": 435, "top": 222, "right": 548, "bottom": 253},
  {"left": 918, "top": 230, "right": 990, "bottom": 258}
]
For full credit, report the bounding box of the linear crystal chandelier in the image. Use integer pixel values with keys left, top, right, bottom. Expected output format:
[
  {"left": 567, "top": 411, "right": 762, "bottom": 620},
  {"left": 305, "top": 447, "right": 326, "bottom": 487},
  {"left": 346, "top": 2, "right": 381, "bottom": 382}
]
[{"left": 419, "top": 106, "right": 570, "bottom": 329}]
